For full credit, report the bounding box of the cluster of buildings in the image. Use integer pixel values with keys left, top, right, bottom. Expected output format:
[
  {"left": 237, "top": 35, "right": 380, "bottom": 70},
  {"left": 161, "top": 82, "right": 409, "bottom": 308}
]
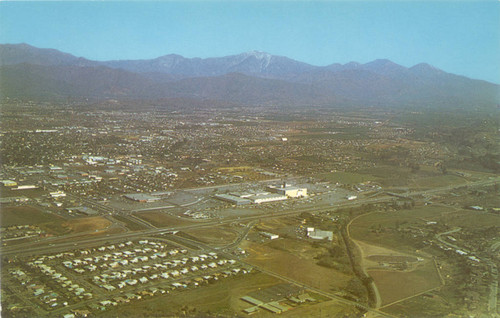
[
  {"left": 0, "top": 225, "right": 45, "bottom": 242},
  {"left": 4, "top": 239, "right": 253, "bottom": 316},
  {"left": 240, "top": 283, "right": 316, "bottom": 315},
  {"left": 215, "top": 183, "right": 307, "bottom": 206}
]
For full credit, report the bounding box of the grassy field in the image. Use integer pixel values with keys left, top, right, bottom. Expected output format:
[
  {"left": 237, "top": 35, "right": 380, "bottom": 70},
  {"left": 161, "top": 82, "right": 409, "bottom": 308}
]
[
  {"left": 1, "top": 205, "right": 60, "bottom": 226},
  {"left": 314, "top": 163, "right": 471, "bottom": 189},
  {"left": 281, "top": 299, "right": 359, "bottom": 317},
  {"left": 104, "top": 272, "right": 282, "bottom": 317},
  {"left": 63, "top": 216, "right": 112, "bottom": 233},
  {"left": 370, "top": 261, "right": 441, "bottom": 306},
  {"left": 314, "top": 171, "right": 375, "bottom": 184},
  {"left": 349, "top": 207, "right": 445, "bottom": 307},
  {"left": 0, "top": 205, "right": 69, "bottom": 235},
  {"left": 349, "top": 206, "right": 456, "bottom": 250},
  {"left": 442, "top": 210, "right": 500, "bottom": 230},
  {"left": 382, "top": 292, "right": 455, "bottom": 317},
  {"left": 409, "top": 174, "right": 467, "bottom": 189},
  {"left": 243, "top": 240, "right": 352, "bottom": 292}
]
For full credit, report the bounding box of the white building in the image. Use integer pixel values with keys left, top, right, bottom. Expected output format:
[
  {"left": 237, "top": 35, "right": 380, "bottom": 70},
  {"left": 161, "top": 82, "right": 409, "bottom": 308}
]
[
  {"left": 307, "top": 227, "right": 333, "bottom": 241},
  {"left": 267, "top": 183, "right": 307, "bottom": 198}
]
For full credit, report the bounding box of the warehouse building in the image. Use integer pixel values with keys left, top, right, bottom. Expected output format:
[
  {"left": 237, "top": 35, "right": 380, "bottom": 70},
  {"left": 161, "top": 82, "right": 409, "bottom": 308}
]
[{"left": 307, "top": 228, "right": 333, "bottom": 241}]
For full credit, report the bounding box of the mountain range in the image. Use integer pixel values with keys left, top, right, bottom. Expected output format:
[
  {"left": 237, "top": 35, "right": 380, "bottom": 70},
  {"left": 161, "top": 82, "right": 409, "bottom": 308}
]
[{"left": 1, "top": 43, "right": 498, "bottom": 109}]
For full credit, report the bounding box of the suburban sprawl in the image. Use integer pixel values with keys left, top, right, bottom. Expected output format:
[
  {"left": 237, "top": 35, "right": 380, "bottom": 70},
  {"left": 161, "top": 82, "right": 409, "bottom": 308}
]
[{"left": 1, "top": 99, "right": 499, "bottom": 318}]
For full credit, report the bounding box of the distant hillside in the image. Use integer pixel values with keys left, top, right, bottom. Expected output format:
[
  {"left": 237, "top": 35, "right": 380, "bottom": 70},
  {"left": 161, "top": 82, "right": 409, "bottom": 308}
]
[{"left": 1, "top": 43, "right": 498, "bottom": 109}]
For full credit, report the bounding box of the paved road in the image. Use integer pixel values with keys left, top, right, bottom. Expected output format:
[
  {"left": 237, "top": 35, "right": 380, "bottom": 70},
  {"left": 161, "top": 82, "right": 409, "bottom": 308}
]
[
  {"left": 0, "top": 194, "right": 397, "bottom": 257},
  {"left": 2, "top": 175, "right": 498, "bottom": 316},
  {"left": 5, "top": 177, "right": 499, "bottom": 258}
]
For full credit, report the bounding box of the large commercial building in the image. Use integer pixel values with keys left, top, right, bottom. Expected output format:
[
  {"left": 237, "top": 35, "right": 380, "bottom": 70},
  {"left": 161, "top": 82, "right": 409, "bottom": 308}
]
[
  {"left": 214, "top": 194, "right": 252, "bottom": 206},
  {"left": 250, "top": 193, "right": 287, "bottom": 204},
  {"left": 214, "top": 192, "right": 287, "bottom": 205},
  {"left": 266, "top": 183, "right": 307, "bottom": 198}
]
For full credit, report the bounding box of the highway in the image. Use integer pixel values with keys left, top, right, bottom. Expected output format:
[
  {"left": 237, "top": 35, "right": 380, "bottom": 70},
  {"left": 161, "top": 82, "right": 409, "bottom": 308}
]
[
  {"left": 4, "top": 177, "right": 499, "bottom": 258},
  {"left": 0, "top": 193, "right": 398, "bottom": 257},
  {"left": 2, "top": 176, "right": 498, "bottom": 316}
]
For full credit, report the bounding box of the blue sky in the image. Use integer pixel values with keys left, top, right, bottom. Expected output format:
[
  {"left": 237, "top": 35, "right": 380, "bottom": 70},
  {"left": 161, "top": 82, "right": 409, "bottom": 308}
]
[{"left": 1, "top": 1, "right": 499, "bottom": 83}]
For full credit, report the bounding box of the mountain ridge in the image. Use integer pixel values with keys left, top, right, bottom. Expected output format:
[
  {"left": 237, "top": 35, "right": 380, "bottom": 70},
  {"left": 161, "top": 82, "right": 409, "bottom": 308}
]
[{"left": 1, "top": 43, "right": 498, "bottom": 109}]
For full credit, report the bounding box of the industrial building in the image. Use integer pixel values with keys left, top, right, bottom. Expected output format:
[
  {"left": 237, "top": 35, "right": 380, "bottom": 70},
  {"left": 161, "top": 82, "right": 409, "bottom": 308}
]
[{"left": 307, "top": 228, "right": 333, "bottom": 241}]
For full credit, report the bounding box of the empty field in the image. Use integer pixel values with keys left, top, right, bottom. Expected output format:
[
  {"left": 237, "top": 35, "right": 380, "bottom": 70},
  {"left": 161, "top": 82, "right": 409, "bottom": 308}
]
[
  {"left": 409, "top": 174, "right": 467, "bottom": 189},
  {"left": 244, "top": 240, "right": 352, "bottom": 292},
  {"left": 0, "top": 205, "right": 69, "bottom": 235},
  {"left": 1, "top": 205, "right": 61, "bottom": 226},
  {"left": 382, "top": 292, "right": 455, "bottom": 317},
  {"left": 314, "top": 171, "right": 375, "bottom": 184},
  {"left": 367, "top": 255, "right": 418, "bottom": 263},
  {"left": 371, "top": 261, "right": 441, "bottom": 306},
  {"left": 63, "top": 216, "right": 112, "bottom": 233},
  {"left": 349, "top": 209, "right": 444, "bottom": 307},
  {"left": 349, "top": 206, "right": 455, "bottom": 250}
]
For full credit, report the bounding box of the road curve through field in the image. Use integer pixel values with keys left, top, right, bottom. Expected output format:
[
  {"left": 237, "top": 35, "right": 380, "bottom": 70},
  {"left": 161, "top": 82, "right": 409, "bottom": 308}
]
[{"left": 346, "top": 212, "right": 383, "bottom": 308}]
